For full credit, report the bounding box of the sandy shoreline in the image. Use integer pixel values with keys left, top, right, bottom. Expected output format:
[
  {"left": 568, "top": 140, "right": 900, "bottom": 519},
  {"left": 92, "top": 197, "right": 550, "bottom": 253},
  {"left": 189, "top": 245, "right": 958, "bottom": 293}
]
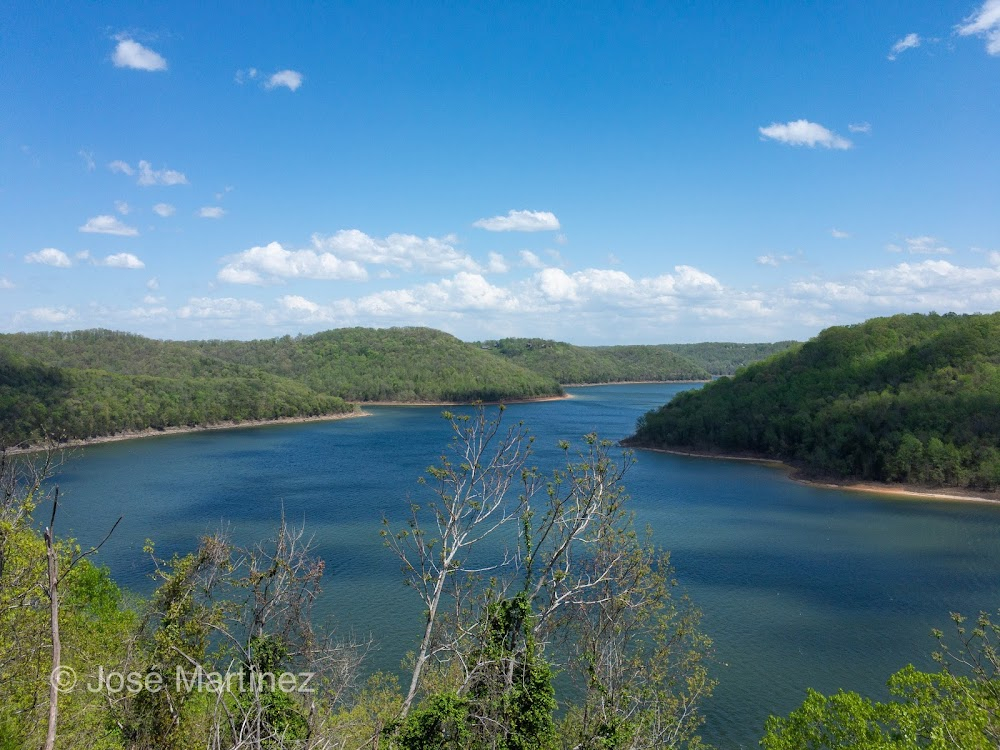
[
  {"left": 8, "top": 410, "right": 370, "bottom": 455},
  {"left": 7, "top": 394, "right": 571, "bottom": 454},
  {"left": 634, "top": 445, "right": 1000, "bottom": 506},
  {"left": 361, "top": 393, "right": 571, "bottom": 407},
  {"left": 561, "top": 380, "right": 709, "bottom": 387}
]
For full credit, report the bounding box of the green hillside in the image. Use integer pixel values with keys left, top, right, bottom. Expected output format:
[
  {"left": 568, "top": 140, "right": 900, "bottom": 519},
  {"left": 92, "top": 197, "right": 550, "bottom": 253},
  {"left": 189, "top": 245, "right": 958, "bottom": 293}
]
[
  {"left": 0, "top": 327, "right": 563, "bottom": 446},
  {"left": 627, "top": 313, "right": 1000, "bottom": 492},
  {"left": 193, "top": 327, "right": 562, "bottom": 402},
  {"left": 662, "top": 341, "right": 799, "bottom": 376},
  {"left": 480, "top": 338, "right": 710, "bottom": 383}
]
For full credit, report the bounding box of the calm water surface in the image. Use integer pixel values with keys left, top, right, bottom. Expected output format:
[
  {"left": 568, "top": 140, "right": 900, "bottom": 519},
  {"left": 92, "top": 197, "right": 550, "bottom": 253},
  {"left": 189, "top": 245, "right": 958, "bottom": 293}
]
[{"left": 49, "top": 384, "right": 1000, "bottom": 748}]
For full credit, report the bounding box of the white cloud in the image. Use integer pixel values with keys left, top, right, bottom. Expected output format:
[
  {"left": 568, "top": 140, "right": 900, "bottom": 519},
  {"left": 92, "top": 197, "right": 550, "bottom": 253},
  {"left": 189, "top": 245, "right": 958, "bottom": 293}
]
[
  {"left": 0, "top": 278, "right": 14, "bottom": 289},
  {"left": 19, "top": 307, "right": 78, "bottom": 324},
  {"left": 153, "top": 203, "right": 175, "bottom": 217},
  {"left": 25, "top": 248, "right": 72, "bottom": 267},
  {"left": 108, "top": 160, "right": 134, "bottom": 176},
  {"left": 486, "top": 252, "right": 509, "bottom": 273},
  {"left": 219, "top": 241, "right": 368, "bottom": 285},
  {"left": 115, "top": 200, "right": 130, "bottom": 215},
  {"left": 143, "top": 294, "right": 165, "bottom": 305},
  {"left": 757, "top": 255, "right": 779, "bottom": 267},
  {"left": 758, "top": 120, "right": 853, "bottom": 150},
  {"left": 112, "top": 37, "right": 167, "bottom": 72},
  {"left": 313, "top": 229, "right": 480, "bottom": 273},
  {"left": 79, "top": 215, "right": 139, "bottom": 236},
  {"left": 264, "top": 70, "right": 304, "bottom": 91},
  {"left": 519, "top": 250, "right": 546, "bottom": 269},
  {"left": 198, "top": 206, "right": 225, "bottom": 219},
  {"left": 147, "top": 277, "right": 159, "bottom": 290},
  {"left": 178, "top": 297, "right": 265, "bottom": 320},
  {"left": 887, "top": 236, "right": 953, "bottom": 255},
  {"left": 101, "top": 252, "right": 145, "bottom": 269},
  {"left": 847, "top": 122, "right": 871, "bottom": 134},
  {"left": 235, "top": 68, "right": 259, "bottom": 84},
  {"left": 137, "top": 160, "right": 187, "bottom": 186},
  {"left": 888, "top": 33, "right": 921, "bottom": 60},
  {"left": 831, "top": 229, "right": 851, "bottom": 239},
  {"left": 79, "top": 150, "right": 95, "bottom": 171},
  {"left": 473, "top": 209, "right": 561, "bottom": 232},
  {"left": 75, "top": 250, "right": 90, "bottom": 261},
  {"left": 957, "top": 0, "right": 1000, "bottom": 55}
]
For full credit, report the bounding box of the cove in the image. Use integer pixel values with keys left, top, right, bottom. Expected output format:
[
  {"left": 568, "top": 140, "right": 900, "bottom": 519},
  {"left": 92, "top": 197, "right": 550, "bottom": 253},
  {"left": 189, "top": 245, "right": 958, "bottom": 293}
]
[{"left": 46, "top": 384, "right": 1000, "bottom": 749}]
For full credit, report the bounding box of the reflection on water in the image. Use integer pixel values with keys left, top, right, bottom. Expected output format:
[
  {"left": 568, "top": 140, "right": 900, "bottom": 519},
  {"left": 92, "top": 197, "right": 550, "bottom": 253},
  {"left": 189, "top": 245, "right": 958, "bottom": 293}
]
[{"left": 49, "top": 384, "right": 1000, "bottom": 749}]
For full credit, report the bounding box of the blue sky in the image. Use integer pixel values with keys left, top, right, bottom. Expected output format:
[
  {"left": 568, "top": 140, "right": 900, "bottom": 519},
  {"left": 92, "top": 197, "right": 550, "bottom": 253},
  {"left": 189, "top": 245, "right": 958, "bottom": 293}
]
[{"left": 2, "top": 2, "right": 998, "bottom": 344}]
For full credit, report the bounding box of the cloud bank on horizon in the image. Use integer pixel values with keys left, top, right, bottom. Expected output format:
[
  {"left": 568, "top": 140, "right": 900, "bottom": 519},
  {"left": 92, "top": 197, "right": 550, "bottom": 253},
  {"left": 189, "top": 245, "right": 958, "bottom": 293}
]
[{"left": 1, "top": 2, "right": 997, "bottom": 344}]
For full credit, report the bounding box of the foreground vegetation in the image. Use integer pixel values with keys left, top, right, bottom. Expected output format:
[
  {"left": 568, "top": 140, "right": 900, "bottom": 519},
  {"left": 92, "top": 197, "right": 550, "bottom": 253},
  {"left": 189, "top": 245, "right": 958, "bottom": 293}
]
[
  {"left": 0, "top": 411, "right": 714, "bottom": 749},
  {"left": 629, "top": 312, "right": 1000, "bottom": 492}
]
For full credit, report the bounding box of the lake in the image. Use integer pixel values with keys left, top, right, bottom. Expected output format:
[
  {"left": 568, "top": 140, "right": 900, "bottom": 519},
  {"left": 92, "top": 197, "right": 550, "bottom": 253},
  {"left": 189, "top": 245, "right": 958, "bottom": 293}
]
[{"left": 47, "top": 383, "right": 1000, "bottom": 748}]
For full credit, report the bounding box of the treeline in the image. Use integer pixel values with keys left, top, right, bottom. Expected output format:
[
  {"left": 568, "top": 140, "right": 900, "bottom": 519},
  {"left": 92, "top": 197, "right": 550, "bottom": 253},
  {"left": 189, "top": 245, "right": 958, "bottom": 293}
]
[
  {"left": 628, "top": 312, "right": 1000, "bottom": 492},
  {"left": 192, "top": 327, "right": 561, "bottom": 402},
  {"left": 661, "top": 341, "right": 798, "bottom": 376},
  {"left": 480, "top": 338, "right": 711, "bottom": 383}
]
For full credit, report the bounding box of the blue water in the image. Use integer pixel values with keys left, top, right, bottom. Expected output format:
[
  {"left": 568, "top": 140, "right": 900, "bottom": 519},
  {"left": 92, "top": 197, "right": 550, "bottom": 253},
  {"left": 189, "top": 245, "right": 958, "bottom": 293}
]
[{"left": 46, "top": 384, "right": 1000, "bottom": 748}]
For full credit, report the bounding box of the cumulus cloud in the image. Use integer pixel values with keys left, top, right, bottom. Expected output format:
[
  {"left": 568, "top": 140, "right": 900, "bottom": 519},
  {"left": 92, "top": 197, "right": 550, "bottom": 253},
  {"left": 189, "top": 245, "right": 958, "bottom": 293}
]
[
  {"left": 313, "top": 230, "right": 480, "bottom": 274},
  {"left": 473, "top": 209, "right": 561, "bottom": 232},
  {"left": 886, "top": 236, "right": 953, "bottom": 255},
  {"left": 108, "top": 160, "right": 134, "bottom": 176},
  {"left": 235, "top": 67, "right": 259, "bottom": 84},
  {"left": 219, "top": 241, "right": 368, "bottom": 285},
  {"left": 153, "top": 203, "right": 175, "bottom": 217},
  {"left": 519, "top": 250, "right": 546, "bottom": 269},
  {"left": 115, "top": 200, "right": 130, "bottom": 215},
  {"left": 888, "top": 33, "right": 921, "bottom": 60},
  {"left": 25, "top": 248, "right": 72, "bottom": 267},
  {"left": 18, "top": 307, "right": 78, "bottom": 324},
  {"left": 178, "top": 297, "right": 265, "bottom": 320},
  {"left": 957, "top": 0, "right": 1000, "bottom": 55},
  {"left": 831, "top": 229, "right": 851, "bottom": 239},
  {"left": 486, "top": 252, "right": 509, "bottom": 273},
  {"left": 198, "top": 206, "right": 225, "bottom": 219},
  {"left": 112, "top": 37, "right": 167, "bottom": 71},
  {"left": 758, "top": 120, "right": 852, "bottom": 150},
  {"left": 264, "top": 70, "right": 304, "bottom": 91},
  {"left": 101, "top": 252, "right": 145, "bottom": 269},
  {"left": 0, "top": 278, "right": 13, "bottom": 289},
  {"left": 847, "top": 122, "right": 871, "bottom": 134},
  {"left": 147, "top": 277, "right": 159, "bottom": 290},
  {"left": 137, "top": 160, "right": 187, "bottom": 186},
  {"left": 79, "top": 215, "right": 139, "bottom": 236}
]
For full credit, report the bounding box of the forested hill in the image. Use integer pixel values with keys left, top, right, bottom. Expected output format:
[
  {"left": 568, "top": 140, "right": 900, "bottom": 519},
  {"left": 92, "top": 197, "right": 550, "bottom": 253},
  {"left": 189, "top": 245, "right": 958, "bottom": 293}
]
[
  {"left": 480, "top": 338, "right": 711, "bottom": 383},
  {"left": 627, "top": 312, "right": 1000, "bottom": 492},
  {"left": 190, "top": 327, "right": 561, "bottom": 402},
  {"left": 0, "top": 328, "right": 563, "bottom": 446},
  {"left": 661, "top": 341, "right": 798, "bottom": 376}
]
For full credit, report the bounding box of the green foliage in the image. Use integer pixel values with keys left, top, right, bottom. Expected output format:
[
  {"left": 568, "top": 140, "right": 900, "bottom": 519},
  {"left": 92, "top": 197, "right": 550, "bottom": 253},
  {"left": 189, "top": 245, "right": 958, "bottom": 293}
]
[
  {"left": 0, "top": 327, "right": 568, "bottom": 445},
  {"left": 661, "top": 341, "right": 799, "bottom": 376},
  {"left": 629, "top": 312, "right": 1000, "bottom": 491},
  {"left": 480, "top": 337, "right": 711, "bottom": 383}
]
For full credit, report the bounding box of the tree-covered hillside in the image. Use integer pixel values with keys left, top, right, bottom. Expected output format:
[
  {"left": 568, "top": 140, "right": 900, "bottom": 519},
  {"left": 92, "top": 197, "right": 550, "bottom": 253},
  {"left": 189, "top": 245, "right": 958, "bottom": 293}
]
[
  {"left": 662, "top": 341, "right": 799, "bottom": 376},
  {"left": 627, "top": 313, "right": 1000, "bottom": 492},
  {"left": 0, "top": 328, "right": 563, "bottom": 446},
  {"left": 193, "top": 327, "right": 562, "bottom": 402},
  {"left": 480, "top": 338, "right": 711, "bottom": 383}
]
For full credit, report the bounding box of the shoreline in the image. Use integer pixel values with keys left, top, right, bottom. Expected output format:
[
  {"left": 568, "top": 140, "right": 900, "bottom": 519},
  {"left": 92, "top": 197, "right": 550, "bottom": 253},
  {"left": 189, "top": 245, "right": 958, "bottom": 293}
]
[
  {"left": 7, "top": 410, "right": 370, "bottom": 455},
  {"left": 7, "top": 393, "right": 571, "bottom": 454},
  {"left": 561, "top": 380, "right": 709, "bottom": 387},
  {"left": 360, "top": 393, "right": 571, "bottom": 407},
  {"left": 634, "top": 445, "right": 1000, "bottom": 506}
]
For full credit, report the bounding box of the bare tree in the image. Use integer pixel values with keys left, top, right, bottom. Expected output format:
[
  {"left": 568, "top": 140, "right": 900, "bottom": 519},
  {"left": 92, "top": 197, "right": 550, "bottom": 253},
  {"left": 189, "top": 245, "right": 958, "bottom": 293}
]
[{"left": 384, "top": 407, "right": 714, "bottom": 747}]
